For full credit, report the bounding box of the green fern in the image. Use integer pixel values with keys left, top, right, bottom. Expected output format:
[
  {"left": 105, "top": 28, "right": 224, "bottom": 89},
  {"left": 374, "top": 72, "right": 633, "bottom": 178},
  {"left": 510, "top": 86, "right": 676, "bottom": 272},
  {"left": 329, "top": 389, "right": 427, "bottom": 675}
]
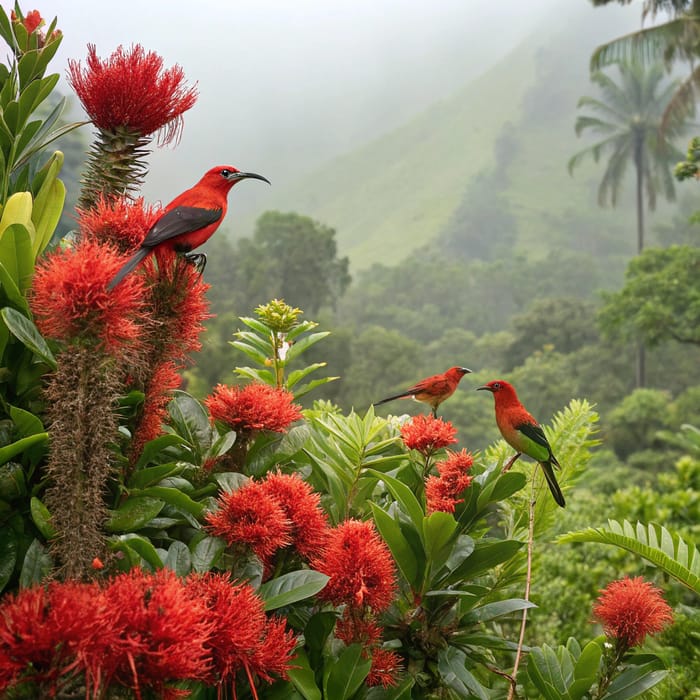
[{"left": 558, "top": 519, "right": 700, "bottom": 596}]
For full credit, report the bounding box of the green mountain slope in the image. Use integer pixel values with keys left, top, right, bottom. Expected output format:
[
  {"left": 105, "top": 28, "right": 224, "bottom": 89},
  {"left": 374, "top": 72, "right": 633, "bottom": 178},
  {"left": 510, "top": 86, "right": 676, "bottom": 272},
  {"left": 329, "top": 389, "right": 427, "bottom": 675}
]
[{"left": 273, "top": 4, "right": 671, "bottom": 270}]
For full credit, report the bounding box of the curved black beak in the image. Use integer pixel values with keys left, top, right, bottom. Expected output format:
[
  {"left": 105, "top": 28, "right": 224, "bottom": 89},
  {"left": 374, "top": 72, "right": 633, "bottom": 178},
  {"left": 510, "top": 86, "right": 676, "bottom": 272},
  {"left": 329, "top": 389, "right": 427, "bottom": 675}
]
[
  {"left": 460, "top": 367, "right": 472, "bottom": 374},
  {"left": 230, "top": 171, "right": 271, "bottom": 185},
  {"left": 476, "top": 384, "right": 493, "bottom": 392}
]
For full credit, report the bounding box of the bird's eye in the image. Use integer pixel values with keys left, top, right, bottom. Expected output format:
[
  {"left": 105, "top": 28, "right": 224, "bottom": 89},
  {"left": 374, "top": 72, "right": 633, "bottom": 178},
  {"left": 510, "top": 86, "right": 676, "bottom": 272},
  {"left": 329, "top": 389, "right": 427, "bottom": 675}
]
[
  {"left": 220, "top": 169, "right": 232, "bottom": 177},
  {"left": 493, "top": 382, "right": 501, "bottom": 390}
]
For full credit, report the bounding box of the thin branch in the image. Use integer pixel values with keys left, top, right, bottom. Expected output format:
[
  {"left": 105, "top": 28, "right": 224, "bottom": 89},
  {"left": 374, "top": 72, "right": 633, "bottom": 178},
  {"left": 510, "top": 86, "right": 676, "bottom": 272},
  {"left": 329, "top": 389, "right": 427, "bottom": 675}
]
[{"left": 506, "top": 477, "right": 537, "bottom": 700}]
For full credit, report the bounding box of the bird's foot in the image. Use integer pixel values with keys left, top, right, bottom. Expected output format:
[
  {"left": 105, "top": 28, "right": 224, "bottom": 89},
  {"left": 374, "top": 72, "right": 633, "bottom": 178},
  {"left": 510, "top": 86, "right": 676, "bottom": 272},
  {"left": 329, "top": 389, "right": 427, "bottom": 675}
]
[
  {"left": 502, "top": 452, "right": 522, "bottom": 473},
  {"left": 184, "top": 252, "right": 207, "bottom": 275}
]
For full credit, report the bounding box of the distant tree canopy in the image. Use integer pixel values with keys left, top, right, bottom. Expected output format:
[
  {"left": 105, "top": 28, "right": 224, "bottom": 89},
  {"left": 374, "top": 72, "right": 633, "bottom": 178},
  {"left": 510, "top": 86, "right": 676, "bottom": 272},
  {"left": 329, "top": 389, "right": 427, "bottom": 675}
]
[
  {"left": 598, "top": 245, "right": 700, "bottom": 347},
  {"left": 205, "top": 210, "right": 351, "bottom": 316}
]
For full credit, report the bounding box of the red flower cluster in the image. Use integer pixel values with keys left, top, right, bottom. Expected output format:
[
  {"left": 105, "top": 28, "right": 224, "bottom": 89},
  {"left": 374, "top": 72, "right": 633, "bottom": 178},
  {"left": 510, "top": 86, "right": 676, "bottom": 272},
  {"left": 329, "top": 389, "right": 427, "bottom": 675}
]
[
  {"left": 425, "top": 449, "right": 474, "bottom": 514},
  {"left": 205, "top": 383, "right": 303, "bottom": 434},
  {"left": 78, "top": 195, "right": 160, "bottom": 253},
  {"left": 11, "top": 9, "right": 42, "bottom": 34},
  {"left": 187, "top": 573, "right": 296, "bottom": 690},
  {"left": 400, "top": 414, "right": 458, "bottom": 456},
  {"left": 593, "top": 576, "right": 673, "bottom": 648},
  {"left": 68, "top": 44, "right": 197, "bottom": 142},
  {"left": 312, "top": 519, "right": 397, "bottom": 612},
  {"left": 0, "top": 570, "right": 295, "bottom": 699},
  {"left": 31, "top": 240, "right": 146, "bottom": 356},
  {"left": 206, "top": 471, "right": 329, "bottom": 566}
]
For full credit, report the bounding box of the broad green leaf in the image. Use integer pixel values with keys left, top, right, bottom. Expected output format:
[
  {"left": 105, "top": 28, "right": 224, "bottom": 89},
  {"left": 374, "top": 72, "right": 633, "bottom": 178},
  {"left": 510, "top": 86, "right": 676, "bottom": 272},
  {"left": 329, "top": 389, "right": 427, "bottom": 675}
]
[
  {"left": 449, "top": 538, "right": 523, "bottom": 582},
  {"left": 0, "top": 223, "right": 33, "bottom": 293},
  {"left": 0, "top": 462, "right": 25, "bottom": 500},
  {"left": 0, "top": 262, "right": 28, "bottom": 312},
  {"left": 30, "top": 496, "right": 56, "bottom": 539},
  {"left": 165, "top": 540, "right": 191, "bottom": 576},
  {"left": 367, "top": 468, "right": 424, "bottom": 535},
  {"left": 19, "top": 538, "right": 51, "bottom": 587},
  {"left": 0, "top": 527, "right": 17, "bottom": 592},
  {"left": 213, "top": 471, "right": 249, "bottom": 492},
  {"left": 9, "top": 403, "right": 43, "bottom": 437},
  {"left": 602, "top": 660, "right": 667, "bottom": 700},
  {"left": 462, "top": 598, "right": 536, "bottom": 624},
  {"left": 133, "top": 486, "right": 205, "bottom": 518},
  {"left": 112, "top": 534, "right": 164, "bottom": 571},
  {"left": 190, "top": 536, "right": 225, "bottom": 573},
  {"left": 370, "top": 502, "right": 419, "bottom": 587},
  {"left": 105, "top": 496, "right": 165, "bottom": 532},
  {"left": 128, "top": 463, "right": 182, "bottom": 490},
  {"left": 258, "top": 569, "right": 329, "bottom": 611},
  {"left": 438, "top": 647, "right": 489, "bottom": 700},
  {"left": 569, "top": 639, "right": 603, "bottom": 698},
  {"left": 0, "top": 432, "right": 48, "bottom": 466},
  {"left": 423, "top": 511, "right": 457, "bottom": 573},
  {"left": 287, "top": 647, "right": 322, "bottom": 700},
  {"left": 1, "top": 307, "right": 56, "bottom": 368},
  {"left": 323, "top": 643, "right": 371, "bottom": 700},
  {"left": 168, "top": 391, "right": 212, "bottom": 456},
  {"left": 134, "top": 433, "right": 189, "bottom": 470}
]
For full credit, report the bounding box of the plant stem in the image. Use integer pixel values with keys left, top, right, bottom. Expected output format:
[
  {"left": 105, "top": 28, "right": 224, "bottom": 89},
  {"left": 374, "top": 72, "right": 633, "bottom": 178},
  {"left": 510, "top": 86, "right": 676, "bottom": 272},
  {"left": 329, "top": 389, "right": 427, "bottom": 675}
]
[{"left": 507, "top": 477, "right": 537, "bottom": 700}]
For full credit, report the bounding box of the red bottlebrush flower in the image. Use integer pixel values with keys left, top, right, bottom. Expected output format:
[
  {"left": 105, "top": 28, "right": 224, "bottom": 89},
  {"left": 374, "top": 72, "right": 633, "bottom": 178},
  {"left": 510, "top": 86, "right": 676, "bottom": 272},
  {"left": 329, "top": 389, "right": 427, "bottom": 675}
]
[
  {"left": 78, "top": 195, "right": 161, "bottom": 253},
  {"left": 67, "top": 44, "right": 197, "bottom": 142},
  {"left": 400, "top": 414, "right": 458, "bottom": 457},
  {"left": 367, "top": 647, "right": 403, "bottom": 688},
  {"left": 335, "top": 609, "right": 382, "bottom": 648},
  {"left": 12, "top": 9, "right": 43, "bottom": 34},
  {"left": 312, "top": 519, "right": 397, "bottom": 613},
  {"left": 425, "top": 449, "right": 474, "bottom": 514},
  {"left": 260, "top": 471, "right": 329, "bottom": 560},
  {"left": 143, "top": 251, "right": 212, "bottom": 358},
  {"left": 100, "top": 568, "right": 212, "bottom": 695},
  {"left": 593, "top": 576, "right": 673, "bottom": 649},
  {"left": 31, "top": 239, "right": 146, "bottom": 356},
  {"left": 206, "top": 480, "right": 293, "bottom": 564},
  {"left": 187, "top": 573, "right": 296, "bottom": 690},
  {"left": 205, "top": 383, "right": 303, "bottom": 434},
  {"left": 130, "top": 360, "right": 183, "bottom": 459}
]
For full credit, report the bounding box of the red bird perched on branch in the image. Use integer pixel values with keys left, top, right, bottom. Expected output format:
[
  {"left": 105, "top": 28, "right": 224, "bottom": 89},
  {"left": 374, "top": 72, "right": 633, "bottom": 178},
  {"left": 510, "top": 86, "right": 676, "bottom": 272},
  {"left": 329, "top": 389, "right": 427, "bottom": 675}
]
[
  {"left": 374, "top": 366, "right": 472, "bottom": 417},
  {"left": 477, "top": 379, "right": 565, "bottom": 507},
  {"left": 108, "top": 165, "right": 270, "bottom": 289}
]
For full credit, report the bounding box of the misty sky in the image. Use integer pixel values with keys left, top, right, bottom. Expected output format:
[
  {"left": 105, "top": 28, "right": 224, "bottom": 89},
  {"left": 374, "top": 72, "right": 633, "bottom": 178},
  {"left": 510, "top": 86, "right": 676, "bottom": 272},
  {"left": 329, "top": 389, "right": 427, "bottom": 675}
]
[{"left": 43, "top": 0, "right": 576, "bottom": 200}]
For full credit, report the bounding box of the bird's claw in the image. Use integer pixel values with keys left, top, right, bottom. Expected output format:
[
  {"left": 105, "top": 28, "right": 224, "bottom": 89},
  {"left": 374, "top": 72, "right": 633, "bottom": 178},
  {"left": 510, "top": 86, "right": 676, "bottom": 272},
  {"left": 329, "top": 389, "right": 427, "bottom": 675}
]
[
  {"left": 502, "top": 453, "right": 521, "bottom": 473},
  {"left": 184, "top": 252, "right": 207, "bottom": 275}
]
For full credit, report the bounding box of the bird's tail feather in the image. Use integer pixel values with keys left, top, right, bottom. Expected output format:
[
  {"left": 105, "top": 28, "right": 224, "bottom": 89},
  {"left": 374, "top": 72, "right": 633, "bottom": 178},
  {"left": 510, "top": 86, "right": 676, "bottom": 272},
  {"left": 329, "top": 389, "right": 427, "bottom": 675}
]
[
  {"left": 108, "top": 248, "right": 150, "bottom": 290},
  {"left": 540, "top": 461, "right": 566, "bottom": 508},
  {"left": 373, "top": 392, "right": 410, "bottom": 407}
]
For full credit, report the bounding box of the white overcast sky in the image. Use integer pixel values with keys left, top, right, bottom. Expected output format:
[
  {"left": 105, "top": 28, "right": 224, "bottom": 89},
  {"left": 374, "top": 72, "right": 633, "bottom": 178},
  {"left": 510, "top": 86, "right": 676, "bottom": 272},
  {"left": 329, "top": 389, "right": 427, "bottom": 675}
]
[{"left": 31, "top": 0, "right": 641, "bottom": 208}]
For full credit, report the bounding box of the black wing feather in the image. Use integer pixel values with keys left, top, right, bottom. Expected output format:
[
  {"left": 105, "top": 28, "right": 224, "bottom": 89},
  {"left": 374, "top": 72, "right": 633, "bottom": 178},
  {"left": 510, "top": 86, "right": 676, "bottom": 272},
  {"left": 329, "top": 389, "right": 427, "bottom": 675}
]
[
  {"left": 516, "top": 421, "right": 560, "bottom": 467},
  {"left": 142, "top": 206, "right": 222, "bottom": 248}
]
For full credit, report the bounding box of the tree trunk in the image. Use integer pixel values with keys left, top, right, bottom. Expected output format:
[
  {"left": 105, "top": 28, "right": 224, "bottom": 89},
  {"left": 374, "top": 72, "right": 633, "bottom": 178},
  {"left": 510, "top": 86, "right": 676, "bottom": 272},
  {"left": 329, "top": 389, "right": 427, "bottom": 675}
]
[{"left": 634, "top": 143, "right": 646, "bottom": 387}]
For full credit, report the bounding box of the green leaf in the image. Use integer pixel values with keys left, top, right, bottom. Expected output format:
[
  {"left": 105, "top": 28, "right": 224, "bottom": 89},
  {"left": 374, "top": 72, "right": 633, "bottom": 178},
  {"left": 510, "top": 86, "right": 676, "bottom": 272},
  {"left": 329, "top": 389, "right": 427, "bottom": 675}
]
[
  {"left": 569, "top": 639, "right": 603, "bottom": 699},
  {"left": 367, "top": 468, "right": 424, "bottom": 536},
  {"left": 19, "top": 538, "right": 51, "bottom": 587},
  {"left": 259, "top": 569, "right": 329, "bottom": 611},
  {"left": 128, "top": 462, "right": 182, "bottom": 490},
  {"left": 559, "top": 520, "right": 700, "bottom": 595},
  {"left": 462, "top": 598, "right": 536, "bottom": 624},
  {"left": 448, "top": 538, "right": 523, "bottom": 582},
  {"left": 0, "top": 262, "right": 28, "bottom": 312},
  {"left": 370, "top": 502, "right": 419, "bottom": 587},
  {"left": 1, "top": 307, "right": 56, "bottom": 368},
  {"left": 423, "top": 511, "right": 457, "bottom": 573},
  {"left": 287, "top": 647, "right": 322, "bottom": 700},
  {"left": 134, "top": 433, "right": 189, "bottom": 470},
  {"left": 105, "top": 496, "right": 165, "bottom": 532},
  {"left": 213, "top": 471, "right": 249, "bottom": 492},
  {"left": 0, "top": 462, "right": 25, "bottom": 500},
  {"left": 111, "top": 534, "right": 164, "bottom": 571},
  {"left": 0, "top": 527, "right": 17, "bottom": 592},
  {"left": 190, "top": 536, "right": 225, "bottom": 573},
  {"left": 9, "top": 403, "right": 43, "bottom": 437},
  {"left": 168, "top": 391, "right": 212, "bottom": 457},
  {"left": 438, "top": 647, "right": 489, "bottom": 700},
  {"left": 0, "top": 432, "right": 48, "bottom": 467},
  {"left": 0, "top": 223, "right": 33, "bottom": 293},
  {"left": 602, "top": 661, "right": 668, "bottom": 700},
  {"left": 132, "top": 486, "right": 205, "bottom": 519},
  {"left": 165, "top": 540, "right": 191, "bottom": 576},
  {"left": 323, "top": 643, "right": 371, "bottom": 700},
  {"left": 30, "top": 496, "right": 56, "bottom": 539}
]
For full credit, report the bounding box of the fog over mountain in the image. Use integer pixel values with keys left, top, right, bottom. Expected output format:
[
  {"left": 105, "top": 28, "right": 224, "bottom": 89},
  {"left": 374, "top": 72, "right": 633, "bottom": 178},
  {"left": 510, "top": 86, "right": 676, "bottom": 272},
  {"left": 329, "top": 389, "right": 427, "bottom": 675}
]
[{"left": 46, "top": 0, "right": 644, "bottom": 250}]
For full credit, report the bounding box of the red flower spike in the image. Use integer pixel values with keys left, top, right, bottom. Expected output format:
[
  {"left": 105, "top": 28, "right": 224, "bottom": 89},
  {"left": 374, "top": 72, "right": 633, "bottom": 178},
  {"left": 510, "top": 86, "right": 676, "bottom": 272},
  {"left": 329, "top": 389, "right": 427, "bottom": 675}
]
[
  {"left": 79, "top": 195, "right": 161, "bottom": 253},
  {"left": 206, "top": 481, "right": 293, "bottom": 564},
  {"left": 68, "top": 44, "right": 197, "bottom": 142},
  {"left": 367, "top": 647, "right": 403, "bottom": 688},
  {"left": 260, "top": 471, "right": 329, "bottom": 560},
  {"left": 425, "top": 449, "right": 474, "bottom": 514},
  {"left": 335, "top": 609, "right": 383, "bottom": 648},
  {"left": 31, "top": 240, "right": 146, "bottom": 356},
  {"left": 312, "top": 519, "right": 397, "bottom": 613},
  {"left": 205, "top": 383, "right": 303, "bottom": 434},
  {"left": 593, "top": 576, "right": 673, "bottom": 648},
  {"left": 400, "top": 414, "right": 458, "bottom": 457}
]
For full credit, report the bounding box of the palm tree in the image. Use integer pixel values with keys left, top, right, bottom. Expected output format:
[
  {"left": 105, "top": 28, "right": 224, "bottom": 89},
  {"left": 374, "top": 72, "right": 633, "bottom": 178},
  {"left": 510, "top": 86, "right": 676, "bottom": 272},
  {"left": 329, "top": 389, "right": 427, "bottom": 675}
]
[
  {"left": 569, "top": 60, "right": 688, "bottom": 253},
  {"left": 569, "top": 59, "right": 690, "bottom": 386}
]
